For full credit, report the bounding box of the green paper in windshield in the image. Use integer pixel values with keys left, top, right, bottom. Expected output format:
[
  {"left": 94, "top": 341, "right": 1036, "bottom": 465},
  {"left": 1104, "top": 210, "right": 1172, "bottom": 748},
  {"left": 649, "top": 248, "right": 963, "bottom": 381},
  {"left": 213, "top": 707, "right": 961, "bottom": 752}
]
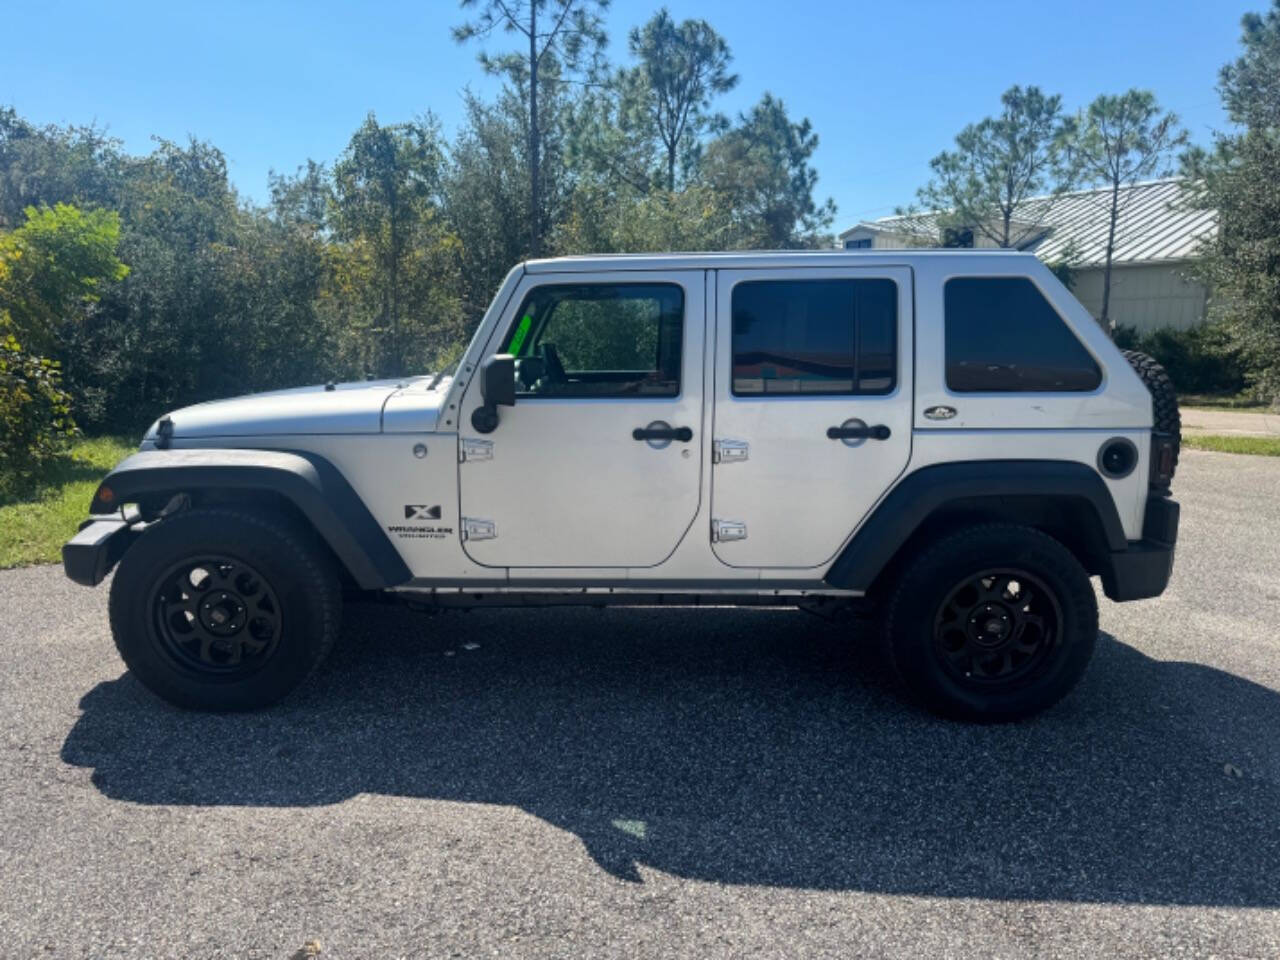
[{"left": 509, "top": 314, "right": 533, "bottom": 355}]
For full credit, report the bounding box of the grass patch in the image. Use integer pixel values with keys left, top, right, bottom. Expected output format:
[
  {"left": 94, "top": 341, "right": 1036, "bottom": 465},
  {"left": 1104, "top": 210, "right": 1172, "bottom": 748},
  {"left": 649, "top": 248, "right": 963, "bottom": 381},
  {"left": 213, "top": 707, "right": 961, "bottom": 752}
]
[
  {"left": 1183, "top": 434, "right": 1280, "bottom": 457},
  {"left": 1179, "top": 392, "right": 1274, "bottom": 412},
  {"left": 0, "top": 435, "right": 136, "bottom": 568}
]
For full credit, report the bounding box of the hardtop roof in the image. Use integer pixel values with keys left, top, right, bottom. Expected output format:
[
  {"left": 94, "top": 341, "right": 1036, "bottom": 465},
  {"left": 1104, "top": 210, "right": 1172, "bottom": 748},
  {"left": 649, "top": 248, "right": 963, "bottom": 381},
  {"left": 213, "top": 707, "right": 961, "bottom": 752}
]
[{"left": 522, "top": 249, "right": 1040, "bottom": 273}]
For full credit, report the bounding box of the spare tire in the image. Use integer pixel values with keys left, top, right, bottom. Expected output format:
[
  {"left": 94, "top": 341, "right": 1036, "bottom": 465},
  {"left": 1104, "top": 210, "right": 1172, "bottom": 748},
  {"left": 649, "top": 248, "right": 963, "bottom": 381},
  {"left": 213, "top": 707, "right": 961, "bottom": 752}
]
[{"left": 1121, "top": 349, "right": 1181, "bottom": 481}]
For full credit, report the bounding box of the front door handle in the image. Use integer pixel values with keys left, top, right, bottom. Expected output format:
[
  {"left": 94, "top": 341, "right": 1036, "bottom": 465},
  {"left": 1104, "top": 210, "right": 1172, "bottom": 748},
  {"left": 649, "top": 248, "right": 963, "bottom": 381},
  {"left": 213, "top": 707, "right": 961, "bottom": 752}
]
[
  {"left": 633, "top": 425, "right": 693, "bottom": 442},
  {"left": 826, "top": 423, "right": 891, "bottom": 441}
]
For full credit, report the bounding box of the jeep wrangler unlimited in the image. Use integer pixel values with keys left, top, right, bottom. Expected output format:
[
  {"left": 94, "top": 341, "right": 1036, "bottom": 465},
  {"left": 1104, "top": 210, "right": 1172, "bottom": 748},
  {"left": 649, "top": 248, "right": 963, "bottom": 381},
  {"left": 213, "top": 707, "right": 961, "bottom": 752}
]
[{"left": 63, "top": 251, "right": 1180, "bottom": 720}]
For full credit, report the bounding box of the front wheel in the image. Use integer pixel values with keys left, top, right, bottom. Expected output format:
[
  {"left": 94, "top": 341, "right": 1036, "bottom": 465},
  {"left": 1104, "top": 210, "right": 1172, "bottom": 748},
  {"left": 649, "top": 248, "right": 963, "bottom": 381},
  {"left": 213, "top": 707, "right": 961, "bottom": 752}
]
[
  {"left": 109, "top": 507, "right": 341, "bottom": 711},
  {"left": 882, "top": 524, "right": 1098, "bottom": 721}
]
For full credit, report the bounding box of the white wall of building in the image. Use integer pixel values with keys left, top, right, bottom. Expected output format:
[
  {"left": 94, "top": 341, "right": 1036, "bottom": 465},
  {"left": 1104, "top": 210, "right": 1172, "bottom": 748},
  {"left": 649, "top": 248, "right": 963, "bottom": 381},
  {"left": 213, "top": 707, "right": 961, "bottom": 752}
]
[{"left": 1070, "top": 263, "right": 1207, "bottom": 334}]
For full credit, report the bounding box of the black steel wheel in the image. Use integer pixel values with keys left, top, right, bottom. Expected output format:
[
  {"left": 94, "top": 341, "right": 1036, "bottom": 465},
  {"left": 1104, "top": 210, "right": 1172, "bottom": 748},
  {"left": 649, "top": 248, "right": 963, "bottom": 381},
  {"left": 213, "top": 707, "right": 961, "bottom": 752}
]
[
  {"left": 932, "top": 568, "right": 1062, "bottom": 689},
  {"left": 882, "top": 524, "right": 1097, "bottom": 721},
  {"left": 110, "top": 507, "right": 340, "bottom": 711},
  {"left": 150, "top": 556, "right": 284, "bottom": 680}
]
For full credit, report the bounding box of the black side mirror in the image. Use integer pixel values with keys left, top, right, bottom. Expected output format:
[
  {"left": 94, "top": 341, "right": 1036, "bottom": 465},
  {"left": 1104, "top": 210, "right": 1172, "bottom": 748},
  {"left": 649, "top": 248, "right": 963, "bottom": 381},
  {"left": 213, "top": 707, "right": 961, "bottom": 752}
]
[
  {"left": 472, "top": 353, "right": 515, "bottom": 433},
  {"left": 480, "top": 353, "right": 516, "bottom": 407}
]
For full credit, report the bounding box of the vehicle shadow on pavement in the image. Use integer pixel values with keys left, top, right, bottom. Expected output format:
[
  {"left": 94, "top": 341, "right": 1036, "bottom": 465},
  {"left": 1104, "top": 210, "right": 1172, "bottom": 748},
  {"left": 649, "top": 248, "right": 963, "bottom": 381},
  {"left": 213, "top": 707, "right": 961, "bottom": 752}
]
[{"left": 61, "top": 602, "right": 1280, "bottom": 906}]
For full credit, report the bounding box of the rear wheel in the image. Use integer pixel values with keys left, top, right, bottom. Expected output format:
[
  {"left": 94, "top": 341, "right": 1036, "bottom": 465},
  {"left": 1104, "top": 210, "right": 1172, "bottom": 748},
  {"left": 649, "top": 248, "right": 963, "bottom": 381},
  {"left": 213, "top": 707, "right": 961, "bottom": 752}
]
[
  {"left": 109, "top": 507, "right": 341, "bottom": 711},
  {"left": 882, "top": 524, "right": 1098, "bottom": 721}
]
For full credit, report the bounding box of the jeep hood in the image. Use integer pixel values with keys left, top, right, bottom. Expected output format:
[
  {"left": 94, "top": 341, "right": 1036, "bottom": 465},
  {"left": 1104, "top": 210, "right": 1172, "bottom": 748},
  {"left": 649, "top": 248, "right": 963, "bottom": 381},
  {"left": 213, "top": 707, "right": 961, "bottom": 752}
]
[{"left": 143, "top": 377, "right": 450, "bottom": 441}]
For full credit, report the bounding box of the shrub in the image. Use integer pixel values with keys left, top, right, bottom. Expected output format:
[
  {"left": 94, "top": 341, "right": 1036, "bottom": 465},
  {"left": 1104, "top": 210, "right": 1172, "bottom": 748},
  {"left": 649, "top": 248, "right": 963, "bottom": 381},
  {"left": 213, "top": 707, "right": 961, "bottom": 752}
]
[
  {"left": 0, "top": 334, "right": 78, "bottom": 493},
  {"left": 1112, "top": 323, "right": 1246, "bottom": 396}
]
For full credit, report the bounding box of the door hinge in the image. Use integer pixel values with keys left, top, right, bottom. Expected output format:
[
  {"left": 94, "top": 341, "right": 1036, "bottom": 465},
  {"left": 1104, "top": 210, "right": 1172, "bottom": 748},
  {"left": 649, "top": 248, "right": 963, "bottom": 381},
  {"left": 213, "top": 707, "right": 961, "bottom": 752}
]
[
  {"left": 460, "top": 437, "right": 494, "bottom": 462},
  {"left": 712, "top": 438, "right": 749, "bottom": 464},
  {"left": 462, "top": 517, "right": 497, "bottom": 541},
  {"left": 712, "top": 519, "right": 747, "bottom": 542}
]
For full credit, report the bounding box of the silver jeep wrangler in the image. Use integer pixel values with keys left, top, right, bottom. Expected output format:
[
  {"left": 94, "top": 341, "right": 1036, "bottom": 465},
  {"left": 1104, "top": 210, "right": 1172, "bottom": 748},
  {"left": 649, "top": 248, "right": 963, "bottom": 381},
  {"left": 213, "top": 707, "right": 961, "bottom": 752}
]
[{"left": 64, "top": 251, "right": 1180, "bottom": 720}]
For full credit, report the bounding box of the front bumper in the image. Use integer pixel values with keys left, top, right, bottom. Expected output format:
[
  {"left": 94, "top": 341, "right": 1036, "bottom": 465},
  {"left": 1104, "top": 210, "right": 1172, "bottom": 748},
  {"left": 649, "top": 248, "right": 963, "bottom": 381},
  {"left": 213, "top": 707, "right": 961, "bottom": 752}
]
[
  {"left": 62, "top": 517, "right": 138, "bottom": 586},
  {"left": 1100, "top": 496, "right": 1179, "bottom": 602}
]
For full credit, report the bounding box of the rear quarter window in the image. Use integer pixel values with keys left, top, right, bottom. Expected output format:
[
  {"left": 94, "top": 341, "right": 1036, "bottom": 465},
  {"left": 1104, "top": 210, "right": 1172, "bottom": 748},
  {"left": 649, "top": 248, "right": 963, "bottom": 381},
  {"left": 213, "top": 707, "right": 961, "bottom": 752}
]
[{"left": 944, "top": 277, "right": 1101, "bottom": 393}]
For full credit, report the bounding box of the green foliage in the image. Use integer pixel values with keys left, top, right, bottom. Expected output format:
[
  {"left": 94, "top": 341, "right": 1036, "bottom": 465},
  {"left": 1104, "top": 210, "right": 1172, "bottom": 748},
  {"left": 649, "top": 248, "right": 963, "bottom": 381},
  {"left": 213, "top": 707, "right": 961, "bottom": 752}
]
[
  {"left": 0, "top": 108, "right": 122, "bottom": 229},
  {"left": 0, "top": 203, "right": 128, "bottom": 352},
  {"left": 1183, "top": 1, "right": 1280, "bottom": 402},
  {"left": 0, "top": 334, "right": 78, "bottom": 493},
  {"left": 1113, "top": 323, "right": 1245, "bottom": 395},
  {"left": 443, "top": 84, "right": 574, "bottom": 319},
  {"left": 699, "top": 94, "right": 835, "bottom": 249},
  {"left": 623, "top": 9, "right": 738, "bottom": 191},
  {"left": 331, "top": 113, "right": 463, "bottom": 377},
  {"left": 914, "top": 86, "right": 1075, "bottom": 248},
  {"left": 59, "top": 138, "right": 342, "bottom": 430},
  {"left": 454, "top": 0, "right": 610, "bottom": 257}
]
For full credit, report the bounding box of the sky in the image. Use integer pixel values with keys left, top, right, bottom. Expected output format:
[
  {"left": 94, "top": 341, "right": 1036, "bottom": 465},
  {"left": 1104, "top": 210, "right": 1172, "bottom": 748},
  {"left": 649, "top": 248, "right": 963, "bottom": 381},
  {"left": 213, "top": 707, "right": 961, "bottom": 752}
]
[{"left": 1, "top": 0, "right": 1259, "bottom": 231}]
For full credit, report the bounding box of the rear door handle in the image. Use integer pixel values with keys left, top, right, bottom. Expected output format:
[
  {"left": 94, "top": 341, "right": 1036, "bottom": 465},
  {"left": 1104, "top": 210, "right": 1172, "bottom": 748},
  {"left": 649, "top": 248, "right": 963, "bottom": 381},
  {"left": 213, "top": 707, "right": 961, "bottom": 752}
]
[
  {"left": 633, "top": 425, "right": 693, "bottom": 442},
  {"left": 826, "top": 424, "right": 891, "bottom": 441}
]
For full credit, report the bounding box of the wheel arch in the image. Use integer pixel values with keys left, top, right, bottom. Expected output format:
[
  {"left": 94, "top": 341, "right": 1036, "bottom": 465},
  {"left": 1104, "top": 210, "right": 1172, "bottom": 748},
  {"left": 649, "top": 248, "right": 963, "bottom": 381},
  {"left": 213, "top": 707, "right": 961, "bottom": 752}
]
[
  {"left": 824, "top": 460, "right": 1127, "bottom": 599},
  {"left": 88, "top": 448, "right": 410, "bottom": 590}
]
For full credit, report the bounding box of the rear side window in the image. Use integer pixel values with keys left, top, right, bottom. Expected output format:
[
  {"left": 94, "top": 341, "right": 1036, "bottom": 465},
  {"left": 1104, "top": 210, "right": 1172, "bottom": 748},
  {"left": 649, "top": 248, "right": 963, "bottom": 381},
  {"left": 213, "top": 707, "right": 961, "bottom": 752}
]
[
  {"left": 731, "top": 279, "right": 897, "bottom": 395},
  {"left": 945, "top": 277, "right": 1101, "bottom": 392}
]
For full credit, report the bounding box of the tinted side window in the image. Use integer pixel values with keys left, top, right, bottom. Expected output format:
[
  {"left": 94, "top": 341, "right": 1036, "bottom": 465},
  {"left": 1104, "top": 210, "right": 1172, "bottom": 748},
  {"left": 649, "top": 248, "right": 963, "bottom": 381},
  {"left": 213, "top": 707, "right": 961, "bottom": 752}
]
[
  {"left": 945, "top": 277, "right": 1101, "bottom": 392},
  {"left": 731, "top": 279, "right": 897, "bottom": 396},
  {"left": 502, "top": 283, "right": 683, "bottom": 398}
]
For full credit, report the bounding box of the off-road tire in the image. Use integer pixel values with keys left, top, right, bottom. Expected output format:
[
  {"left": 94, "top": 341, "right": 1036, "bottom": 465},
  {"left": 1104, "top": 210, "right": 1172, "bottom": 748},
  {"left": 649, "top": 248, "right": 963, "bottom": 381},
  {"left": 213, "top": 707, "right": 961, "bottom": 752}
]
[
  {"left": 1121, "top": 348, "right": 1181, "bottom": 479},
  {"left": 882, "top": 524, "right": 1098, "bottom": 722},
  {"left": 109, "top": 507, "right": 341, "bottom": 711}
]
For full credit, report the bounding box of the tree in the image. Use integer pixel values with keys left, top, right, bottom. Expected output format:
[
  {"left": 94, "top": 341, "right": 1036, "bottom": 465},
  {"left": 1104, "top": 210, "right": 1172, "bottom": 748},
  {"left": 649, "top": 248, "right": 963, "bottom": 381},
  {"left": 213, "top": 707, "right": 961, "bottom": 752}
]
[
  {"left": 0, "top": 109, "right": 121, "bottom": 229},
  {"left": 445, "top": 90, "right": 553, "bottom": 321},
  {"left": 625, "top": 9, "right": 737, "bottom": 192},
  {"left": 700, "top": 94, "right": 835, "bottom": 249},
  {"left": 0, "top": 203, "right": 128, "bottom": 352},
  {"left": 1183, "top": 2, "right": 1280, "bottom": 400},
  {"left": 914, "top": 85, "right": 1074, "bottom": 249},
  {"left": 269, "top": 159, "right": 332, "bottom": 232},
  {"left": 0, "top": 204, "right": 126, "bottom": 477},
  {"left": 453, "top": 0, "right": 608, "bottom": 257},
  {"left": 1070, "top": 91, "right": 1186, "bottom": 330},
  {"left": 331, "top": 113, "right": 462, "bottom": 377}
]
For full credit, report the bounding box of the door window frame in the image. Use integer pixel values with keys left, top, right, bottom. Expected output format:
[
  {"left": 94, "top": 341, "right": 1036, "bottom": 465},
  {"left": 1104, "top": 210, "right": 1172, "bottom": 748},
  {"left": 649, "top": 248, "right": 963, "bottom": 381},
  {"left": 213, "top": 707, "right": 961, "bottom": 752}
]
[
  {"left": 468, "top": 270, "right": 704, "bottom": 408},
  {"left": 717, "top": 266, "right": 912, "bottom": 406},
  {"left": 728, "top": 276, "right": 900, "bottom": 399},
  {"left": 497, "top": 280, "right": 686, "bottom": 401}
]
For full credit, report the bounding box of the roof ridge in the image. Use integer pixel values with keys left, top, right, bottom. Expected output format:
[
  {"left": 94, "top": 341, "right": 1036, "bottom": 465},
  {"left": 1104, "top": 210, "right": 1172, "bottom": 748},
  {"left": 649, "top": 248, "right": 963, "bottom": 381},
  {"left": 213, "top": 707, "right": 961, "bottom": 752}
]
[{"left": 865, "top": 176, "right": 1190, "bottom": 228}]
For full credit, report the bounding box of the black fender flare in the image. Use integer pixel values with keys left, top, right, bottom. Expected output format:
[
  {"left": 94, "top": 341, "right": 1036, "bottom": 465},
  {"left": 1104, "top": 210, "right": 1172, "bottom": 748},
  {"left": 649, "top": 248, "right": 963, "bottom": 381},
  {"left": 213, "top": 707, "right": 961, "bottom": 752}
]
[
  {"left": 89, "top": 448, "right": 411, "bottom": 590},
  {"left": 823, "top": 460, "right": 1128, "bottom": 592}
]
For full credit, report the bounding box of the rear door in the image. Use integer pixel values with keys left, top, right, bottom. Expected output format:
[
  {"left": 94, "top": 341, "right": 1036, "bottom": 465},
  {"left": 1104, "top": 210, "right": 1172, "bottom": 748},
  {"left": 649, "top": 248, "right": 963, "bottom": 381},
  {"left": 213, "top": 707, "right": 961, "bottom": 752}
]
[{"left": 710, "top": 267, "right": 913, "bottom": 568}]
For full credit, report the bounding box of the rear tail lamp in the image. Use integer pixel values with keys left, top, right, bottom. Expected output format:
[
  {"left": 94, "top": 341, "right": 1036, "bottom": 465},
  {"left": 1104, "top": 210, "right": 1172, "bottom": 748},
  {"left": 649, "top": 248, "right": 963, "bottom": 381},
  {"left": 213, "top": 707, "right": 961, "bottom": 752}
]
[{"left": 1149, "top": 433, "right": 1176, "bottom": 493}]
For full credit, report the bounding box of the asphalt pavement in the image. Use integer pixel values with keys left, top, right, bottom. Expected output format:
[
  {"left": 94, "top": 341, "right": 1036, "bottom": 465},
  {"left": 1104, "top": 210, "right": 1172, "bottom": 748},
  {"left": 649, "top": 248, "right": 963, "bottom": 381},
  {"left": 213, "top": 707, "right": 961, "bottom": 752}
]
[{"left": 2, "top": 448, "right": 1279, "bottom": 959}]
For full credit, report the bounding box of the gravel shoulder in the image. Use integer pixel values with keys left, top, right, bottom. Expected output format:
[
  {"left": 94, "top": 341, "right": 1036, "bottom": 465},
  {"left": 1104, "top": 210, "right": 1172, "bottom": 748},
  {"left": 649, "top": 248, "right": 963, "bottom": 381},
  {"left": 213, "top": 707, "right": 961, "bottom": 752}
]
[
  {"left": 2, "top": 449, "right": 1279, "bottom": 959},
  {"left": 1182, "top": 405, "right": 1280, "bottom": 436}
]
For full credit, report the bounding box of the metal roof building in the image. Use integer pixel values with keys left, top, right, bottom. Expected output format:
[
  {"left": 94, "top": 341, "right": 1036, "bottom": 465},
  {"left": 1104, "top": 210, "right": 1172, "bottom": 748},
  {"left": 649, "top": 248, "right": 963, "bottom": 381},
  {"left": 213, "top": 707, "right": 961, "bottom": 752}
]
[{"left": 838, "top": 178, "right": 1217, "bottom": 332}]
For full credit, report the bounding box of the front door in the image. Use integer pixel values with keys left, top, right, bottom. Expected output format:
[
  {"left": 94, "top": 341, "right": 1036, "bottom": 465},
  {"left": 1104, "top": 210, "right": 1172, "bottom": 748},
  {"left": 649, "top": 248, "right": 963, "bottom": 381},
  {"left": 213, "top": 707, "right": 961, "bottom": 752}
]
[
  {"left": 710, "top": 267, "right": 913, "bottom": 568},
  {"left": 458, "top": 271, "right": 705, "bottom": 568}
]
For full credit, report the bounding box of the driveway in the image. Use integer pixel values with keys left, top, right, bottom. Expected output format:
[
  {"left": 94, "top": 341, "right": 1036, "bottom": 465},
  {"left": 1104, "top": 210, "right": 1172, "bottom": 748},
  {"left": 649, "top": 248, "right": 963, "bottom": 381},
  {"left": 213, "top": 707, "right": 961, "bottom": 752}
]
[{"left": 2, "top": 450, "right": 1279, "bottom": 959}]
